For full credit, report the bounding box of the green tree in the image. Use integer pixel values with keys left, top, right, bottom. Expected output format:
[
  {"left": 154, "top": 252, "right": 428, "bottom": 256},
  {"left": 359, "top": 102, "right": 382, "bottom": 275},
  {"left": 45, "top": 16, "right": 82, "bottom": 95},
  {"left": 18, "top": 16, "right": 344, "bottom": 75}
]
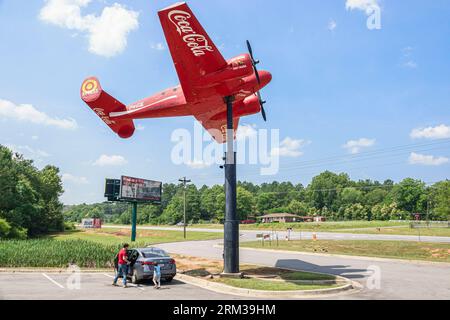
[
  {"left": 308, "top": 171, "right": 351, "bottom": 211},
  {"left": 237, "top": 187, "right": 255, "bottom": 220},
  {"left": 287, "top": 200, "right": 309, "bottom": 216},
  {"left": 392, "top": 178, "right": 427, "bottom": 213},
  {"left": 431, "top": 181, "right": 450, "bottom": 220}
]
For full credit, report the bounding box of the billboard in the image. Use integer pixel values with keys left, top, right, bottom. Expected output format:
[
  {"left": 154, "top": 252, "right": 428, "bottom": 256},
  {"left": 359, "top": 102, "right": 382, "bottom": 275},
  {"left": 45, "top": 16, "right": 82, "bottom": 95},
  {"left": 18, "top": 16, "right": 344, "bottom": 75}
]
[
  {"left": 120, "top": 176, "right": 162, "bottom": 202},
  {"left": 105, "top": 179, "right": 121, "bottom": 201}
]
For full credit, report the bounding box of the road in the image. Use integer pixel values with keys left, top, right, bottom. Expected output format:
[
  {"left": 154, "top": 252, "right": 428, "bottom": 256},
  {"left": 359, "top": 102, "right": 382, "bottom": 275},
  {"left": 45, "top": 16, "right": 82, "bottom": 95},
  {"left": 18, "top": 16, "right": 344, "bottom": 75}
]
[
  {"left": 104, "top": 225, "right": 450, "bottom": 243},
  {"left": 157, "top": 239, "right": 450, "bottom": 300},
  {"left": 0, "top": 272, "right": 240, "bottom": 300}
]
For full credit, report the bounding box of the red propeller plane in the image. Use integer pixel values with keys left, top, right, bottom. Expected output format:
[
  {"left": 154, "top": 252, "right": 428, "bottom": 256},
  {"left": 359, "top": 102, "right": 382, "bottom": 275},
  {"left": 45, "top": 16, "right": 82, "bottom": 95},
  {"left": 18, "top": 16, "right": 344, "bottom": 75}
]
[{"left": 80, "top": 2, "right": 272, "bottom": 143}]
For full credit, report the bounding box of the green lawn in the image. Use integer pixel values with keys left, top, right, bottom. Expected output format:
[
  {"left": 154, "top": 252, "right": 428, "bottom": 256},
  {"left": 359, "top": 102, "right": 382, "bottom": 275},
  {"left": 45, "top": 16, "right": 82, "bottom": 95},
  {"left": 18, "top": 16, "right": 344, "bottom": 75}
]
[
  {"left": 214, "top": 277, "right": 341, "bottom": 291},
  {"left": 241, "top": 240, "right": 450, "bottom": 263},
  {"left": 332, "top": 227, "right": 450, "bottom": 237},
  {"left": 51, "top": 228, "right": 222, "bottom": 245}
]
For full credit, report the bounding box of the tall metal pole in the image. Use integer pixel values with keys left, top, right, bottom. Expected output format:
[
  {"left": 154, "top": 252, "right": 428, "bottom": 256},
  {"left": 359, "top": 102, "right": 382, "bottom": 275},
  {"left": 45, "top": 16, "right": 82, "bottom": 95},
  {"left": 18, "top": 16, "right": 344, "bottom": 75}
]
[
  {"left": 179, "top": 177, "right": 191, "bottom": 240},
  {"left": 131, "top": 202, "right": 137, "bottom": 242},
  {"left": 224, "top": 95, "right": 239, "bottom": 274}
]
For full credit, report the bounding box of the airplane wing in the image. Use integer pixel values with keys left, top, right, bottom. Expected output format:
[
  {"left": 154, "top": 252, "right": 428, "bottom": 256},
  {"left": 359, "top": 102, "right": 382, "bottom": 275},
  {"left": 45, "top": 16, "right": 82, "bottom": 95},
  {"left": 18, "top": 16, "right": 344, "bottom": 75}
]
[
  {"left": 195, "top": 113, "right": 240, "bottom": 144},
  {"left": 158, "top": 2, "right": 227, "bottom": 102}
]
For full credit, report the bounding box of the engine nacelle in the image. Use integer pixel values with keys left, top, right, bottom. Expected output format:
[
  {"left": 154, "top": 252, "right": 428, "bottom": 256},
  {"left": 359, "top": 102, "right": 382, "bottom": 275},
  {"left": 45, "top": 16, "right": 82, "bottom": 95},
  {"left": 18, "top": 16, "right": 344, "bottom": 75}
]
[
  {"left": 211, "top": 94, "right": 261, "bottom": 121},
  {"left": 234, "top": 95, "right": 261, "bottom": 118},
  {"left": 194, "top": 54, "right": 253, "bottom": 88}
]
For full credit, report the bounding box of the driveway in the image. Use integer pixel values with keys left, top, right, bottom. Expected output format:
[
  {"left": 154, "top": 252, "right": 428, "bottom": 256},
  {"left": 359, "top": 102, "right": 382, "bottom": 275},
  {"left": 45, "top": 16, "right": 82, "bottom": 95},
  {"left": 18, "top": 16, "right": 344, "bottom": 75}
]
[{"left": 158, "top": 239, "right": 450, "bottom": 300}]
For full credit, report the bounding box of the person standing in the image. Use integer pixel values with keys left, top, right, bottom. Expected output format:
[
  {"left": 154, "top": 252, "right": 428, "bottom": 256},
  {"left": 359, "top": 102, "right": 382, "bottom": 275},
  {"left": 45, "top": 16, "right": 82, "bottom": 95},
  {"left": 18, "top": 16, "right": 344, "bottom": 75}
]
[
  {"left": 112, "top": 243, "right": 130, "bottom": 288},
  {"left": 153, "top": 263, "right": 161, "bottom": 289}
]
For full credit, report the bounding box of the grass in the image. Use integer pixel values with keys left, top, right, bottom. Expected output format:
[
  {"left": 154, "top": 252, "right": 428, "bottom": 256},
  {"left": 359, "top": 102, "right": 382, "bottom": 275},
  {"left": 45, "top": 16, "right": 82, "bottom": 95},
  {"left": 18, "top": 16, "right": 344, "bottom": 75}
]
[
  {"left": 332, "top": 227, "right": 450, "bottom": 237},
  {"left": 213, "top": 278, "right": 341, "bottom": 291},
  {"left": 172, "top": 254, "right": 339, "bottom": 291},
  {"left": 241, "top": 240, "right": 450, "bottom": 262},
  {"left": 0, "top": 239, "right": 118, "bottom": 268},
  {"left": 0, "top": 228, "right": 222, "bottom": 269},
  {"left": 51, "top": 228, "right": 222, "bottom": 245}
]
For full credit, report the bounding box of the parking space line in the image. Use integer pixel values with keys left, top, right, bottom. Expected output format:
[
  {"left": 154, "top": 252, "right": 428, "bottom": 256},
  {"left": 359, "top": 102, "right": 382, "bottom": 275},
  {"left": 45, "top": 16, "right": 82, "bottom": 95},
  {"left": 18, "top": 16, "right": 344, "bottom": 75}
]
[
  {"left": 42, "top": 273, "right": 64, "bottom": 289},
  {"left": 102, "top": 273, "right": 145, "bottom": 290}
]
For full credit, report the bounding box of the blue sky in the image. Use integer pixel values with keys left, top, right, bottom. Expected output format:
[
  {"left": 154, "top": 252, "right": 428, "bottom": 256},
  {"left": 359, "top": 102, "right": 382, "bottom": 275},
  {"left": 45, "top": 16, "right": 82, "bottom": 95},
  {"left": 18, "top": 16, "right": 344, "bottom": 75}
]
[{"left": 0, "top": 0, "right": 449, "bottom": 205}]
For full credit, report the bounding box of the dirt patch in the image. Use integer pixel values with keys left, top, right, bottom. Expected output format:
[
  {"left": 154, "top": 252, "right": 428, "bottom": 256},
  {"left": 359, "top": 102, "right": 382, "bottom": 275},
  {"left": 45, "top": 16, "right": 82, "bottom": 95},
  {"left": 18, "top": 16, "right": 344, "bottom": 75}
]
[{"left": 171, "top": 254, "right": 334, "bottom": 281}]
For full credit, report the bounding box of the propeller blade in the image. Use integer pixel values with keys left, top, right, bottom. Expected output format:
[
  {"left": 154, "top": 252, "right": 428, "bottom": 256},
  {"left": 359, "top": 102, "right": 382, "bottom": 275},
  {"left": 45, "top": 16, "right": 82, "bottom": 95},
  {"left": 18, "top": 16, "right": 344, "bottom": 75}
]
[
  {"left": 246, "top": 40, "right": 254, "bottom": 60},
  {"left": 247, "top": 40, "right": 261, "bottom": 84},
  {"left": 255, "top": 69, "right": 261, "bottom": 85},
  {"left": 261, "top": 106, "right": 267, "bottom": 122},
  {"left": 256, "top": 91, "right": 267, "bottom": 122}
]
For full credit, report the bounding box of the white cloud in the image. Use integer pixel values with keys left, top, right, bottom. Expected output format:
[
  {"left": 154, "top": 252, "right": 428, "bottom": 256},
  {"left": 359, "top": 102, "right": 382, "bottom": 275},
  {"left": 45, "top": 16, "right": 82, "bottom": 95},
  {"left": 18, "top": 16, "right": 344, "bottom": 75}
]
[
  {"left": 39, "top": 0, "right": 139, "bottom": 58},
  {"left": 411, "top": 125, "right": 450, "bottom": 140},
  {"left": 62, "top": 173, "right": 89, "bottom": 184},
  {"left": 236, "top": 124, "right": 258, "bottom": 141},
  {"left": 403, "top": 60, "right": 417, "bottom": 69},
  {"left": 186, "top": 160, "right": 213, "bottom": 170},
  {"left": 93, "top": 154, "right": 128, "bottom": 167},
  {"left": 271, "top": 138, "right": 309, "bottom": 158},
  {"left": 150, "top": 42, "right": 165, "bottom": 51},
  {"left": 0, "top": 99, "right": 78, "bottom": 130},
  {"left": 401, "top": 47, "right": 418, "bottom": 69},
  {"left": 409, "top": 152, "right": 449, "bottom": 166},
  {"left": 31, "top": 136, "right": 39, "bottom": 140},
  {"left": 5, "top": 144, "right": 50, "bottom": 162},
  {"left": 346, "top": 0, "right": 380, "bottom": 12},
  {"left": 328, "top": 19, "right": 337, "bottom": 31},
  {"left": 136, "top": 124, "right": 145, "bottom": 131},
  {"left": 343, "top": 138, "right": 375, "bottom": 154}
]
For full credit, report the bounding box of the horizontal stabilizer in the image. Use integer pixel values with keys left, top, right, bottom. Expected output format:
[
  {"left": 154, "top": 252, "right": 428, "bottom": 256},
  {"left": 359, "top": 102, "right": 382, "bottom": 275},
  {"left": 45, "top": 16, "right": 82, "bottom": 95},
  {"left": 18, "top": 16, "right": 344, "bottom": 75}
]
[{"left": 80, "top": 77, "right": 135, "bottom": 139}]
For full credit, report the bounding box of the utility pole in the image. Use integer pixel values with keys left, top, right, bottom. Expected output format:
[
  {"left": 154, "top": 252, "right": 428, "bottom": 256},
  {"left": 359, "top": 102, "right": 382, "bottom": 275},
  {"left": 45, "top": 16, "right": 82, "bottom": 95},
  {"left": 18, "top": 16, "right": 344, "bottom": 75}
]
[{"left": 179, "top": 177, "right": 191, "bottom": 239}]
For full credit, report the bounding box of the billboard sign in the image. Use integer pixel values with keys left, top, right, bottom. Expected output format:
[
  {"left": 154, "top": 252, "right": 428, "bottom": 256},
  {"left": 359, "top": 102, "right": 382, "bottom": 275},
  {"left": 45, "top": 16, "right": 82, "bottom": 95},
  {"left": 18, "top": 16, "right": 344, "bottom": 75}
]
[
  {"left": 120, "top": 176, "right": 162, "bottom": 203},
  {"left": 105, "top": 179, "right": 121, "bottom": 201}
]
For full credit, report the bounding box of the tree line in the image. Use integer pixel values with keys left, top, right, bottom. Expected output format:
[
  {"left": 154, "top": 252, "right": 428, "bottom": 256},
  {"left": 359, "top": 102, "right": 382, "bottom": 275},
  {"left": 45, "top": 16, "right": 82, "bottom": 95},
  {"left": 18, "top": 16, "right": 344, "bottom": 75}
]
[
  {"left": 0, "top": 145, "right": 65, "bottom": 239},
  {"left": 65, "top": 171, "right": 450, "bottom": 225},
  {"left": 1, "top": 143, "right": 448, "bottom": 240}
]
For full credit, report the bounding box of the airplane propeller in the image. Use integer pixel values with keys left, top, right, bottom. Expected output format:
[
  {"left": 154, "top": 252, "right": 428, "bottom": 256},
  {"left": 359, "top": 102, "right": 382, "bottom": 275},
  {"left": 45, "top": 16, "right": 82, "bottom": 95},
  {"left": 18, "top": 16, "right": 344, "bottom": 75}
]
[
  {"left": 246, "top": 40, "right": 261, "bottom": 85},
  {"left": 256, "top": 91, "right": 267, "bottom": 122},
  {"left": 247, "top": 40, "right": 267, "bottom": 122}
]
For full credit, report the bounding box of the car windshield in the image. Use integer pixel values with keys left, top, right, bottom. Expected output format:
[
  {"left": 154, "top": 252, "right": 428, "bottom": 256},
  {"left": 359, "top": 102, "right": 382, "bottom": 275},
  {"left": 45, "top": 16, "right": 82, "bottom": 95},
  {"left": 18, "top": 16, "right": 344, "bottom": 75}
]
[{"left": 141, "top": 249, "right": 168, "bottom": 258}]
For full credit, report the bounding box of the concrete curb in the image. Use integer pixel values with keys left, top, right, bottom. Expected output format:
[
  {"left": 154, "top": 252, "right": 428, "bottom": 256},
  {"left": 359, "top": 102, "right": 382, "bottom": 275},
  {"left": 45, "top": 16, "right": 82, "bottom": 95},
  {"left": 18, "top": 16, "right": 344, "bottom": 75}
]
[
  {"left": 0, "top": 268, "right": 113, "bottom": 274},
  {"left": 218, "top": 245, "right": 450, "bottom": 267},
  {"left": 174, "top": 273, "right": 355, "bottom": 299}
]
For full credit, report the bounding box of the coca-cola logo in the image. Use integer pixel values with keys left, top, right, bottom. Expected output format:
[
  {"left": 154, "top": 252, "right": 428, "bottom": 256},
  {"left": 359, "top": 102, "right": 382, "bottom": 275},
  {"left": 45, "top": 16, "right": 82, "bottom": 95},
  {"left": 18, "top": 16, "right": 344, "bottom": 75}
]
[
  {"left": 93, "top": 108, "right": 116, "bottom": 125},
  {"left": 168, "top": 10, "right": 213, "bottom": 57}
]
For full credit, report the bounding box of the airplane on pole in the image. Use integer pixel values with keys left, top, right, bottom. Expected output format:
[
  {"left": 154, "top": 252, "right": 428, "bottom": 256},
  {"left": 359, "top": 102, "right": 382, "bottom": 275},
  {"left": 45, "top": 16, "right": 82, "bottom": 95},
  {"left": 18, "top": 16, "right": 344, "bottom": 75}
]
[{"left": 81, "top": 2, "right": 272, "bottom": 274}]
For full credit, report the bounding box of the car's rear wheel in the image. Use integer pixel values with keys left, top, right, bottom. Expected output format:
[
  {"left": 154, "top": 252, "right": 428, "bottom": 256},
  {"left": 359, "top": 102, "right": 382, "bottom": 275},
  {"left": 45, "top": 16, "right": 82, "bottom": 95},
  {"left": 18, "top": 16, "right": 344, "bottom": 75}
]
[
  {"left": 165, "top": 277, "right": 174, "bottom": 283},
  {"left": 131, "top": 270, "right": 140, "bottom": 284}
]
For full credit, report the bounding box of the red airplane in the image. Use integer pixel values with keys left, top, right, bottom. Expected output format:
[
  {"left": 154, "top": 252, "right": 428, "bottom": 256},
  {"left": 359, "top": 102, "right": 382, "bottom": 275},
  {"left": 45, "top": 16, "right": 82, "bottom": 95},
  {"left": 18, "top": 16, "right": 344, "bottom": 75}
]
[{"left": 80, "top": 2, "right": 272, "bottom": 143}]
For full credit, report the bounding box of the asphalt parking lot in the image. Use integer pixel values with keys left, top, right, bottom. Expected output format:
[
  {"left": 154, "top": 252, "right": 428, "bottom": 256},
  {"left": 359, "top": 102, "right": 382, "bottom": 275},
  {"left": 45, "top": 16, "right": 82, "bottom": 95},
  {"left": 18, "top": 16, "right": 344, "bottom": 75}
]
[{"left": 0, "top": 272, "right": 241, "bottom": 300}]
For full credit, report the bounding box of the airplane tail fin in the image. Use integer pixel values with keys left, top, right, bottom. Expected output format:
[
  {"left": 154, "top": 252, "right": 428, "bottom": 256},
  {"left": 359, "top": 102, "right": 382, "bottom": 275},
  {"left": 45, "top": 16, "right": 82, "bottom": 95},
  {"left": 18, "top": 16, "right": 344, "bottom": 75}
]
[{"left": 80, "top": 77, "right": 135, "bottom": 139}]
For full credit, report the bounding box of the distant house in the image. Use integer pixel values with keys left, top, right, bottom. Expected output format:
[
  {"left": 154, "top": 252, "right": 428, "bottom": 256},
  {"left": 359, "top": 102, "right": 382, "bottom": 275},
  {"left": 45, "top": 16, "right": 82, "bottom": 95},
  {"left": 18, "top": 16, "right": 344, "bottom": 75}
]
[{"left": 260, "top": 213, "right": 301, "bottom": 223}]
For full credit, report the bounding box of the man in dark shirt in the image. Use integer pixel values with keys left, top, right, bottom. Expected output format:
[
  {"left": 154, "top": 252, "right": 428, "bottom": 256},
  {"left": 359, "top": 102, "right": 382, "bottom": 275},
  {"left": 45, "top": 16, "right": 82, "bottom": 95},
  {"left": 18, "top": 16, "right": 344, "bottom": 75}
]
[{"left": 112, "top": 243, "right": 130, "bottom": 288}]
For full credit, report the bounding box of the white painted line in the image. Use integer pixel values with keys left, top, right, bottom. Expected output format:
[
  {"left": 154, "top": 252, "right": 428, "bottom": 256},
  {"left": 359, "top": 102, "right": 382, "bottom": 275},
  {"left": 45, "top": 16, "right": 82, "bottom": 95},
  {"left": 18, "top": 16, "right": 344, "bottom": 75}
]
[
  {"left": 103, "top": 273, "right": 144, "bottom": 290},
  {"left": 42, "top": 273, "right": 64, "bottom": 289}
]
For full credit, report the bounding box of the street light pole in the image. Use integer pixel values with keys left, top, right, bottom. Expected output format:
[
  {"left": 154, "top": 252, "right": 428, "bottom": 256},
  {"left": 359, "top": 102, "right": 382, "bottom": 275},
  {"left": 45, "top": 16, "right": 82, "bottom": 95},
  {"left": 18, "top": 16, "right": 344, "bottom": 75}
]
[{"left": 179, "top": 177, "right": 191, "bottom": 239}]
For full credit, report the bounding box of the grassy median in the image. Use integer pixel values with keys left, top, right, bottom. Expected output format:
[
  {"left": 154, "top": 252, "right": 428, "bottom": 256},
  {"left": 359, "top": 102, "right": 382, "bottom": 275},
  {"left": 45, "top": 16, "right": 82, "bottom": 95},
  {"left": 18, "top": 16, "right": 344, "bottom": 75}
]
[
  {"left": 173, "top": 254, "right": 340, "bottom": 292},
  {"left": 241, "top": 240, "right": 450, "bottom": 263}
]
